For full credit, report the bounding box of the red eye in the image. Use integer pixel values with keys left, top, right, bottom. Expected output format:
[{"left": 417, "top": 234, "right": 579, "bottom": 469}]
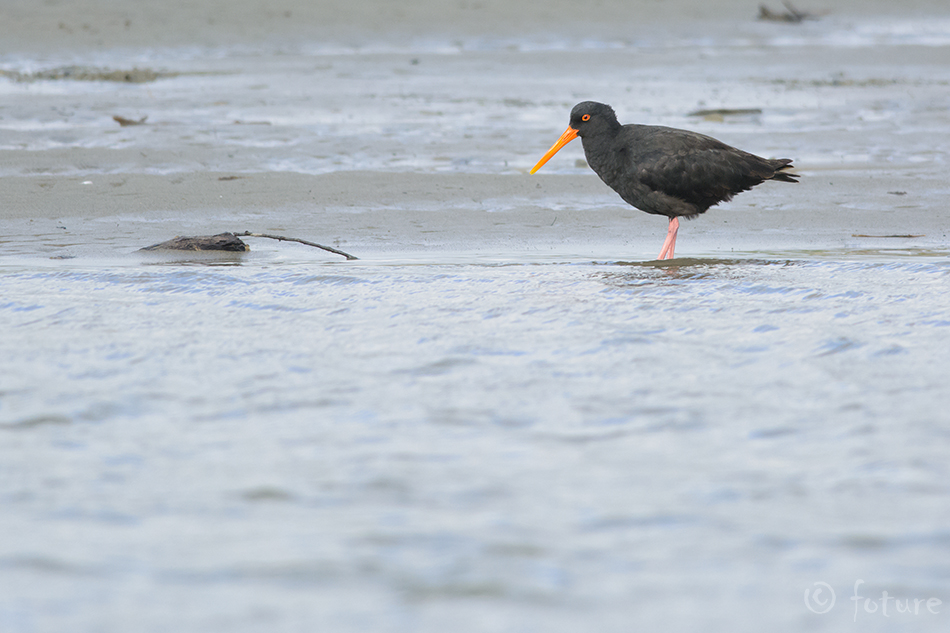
[{"left": 582, "top": 114, "right": 591, "bottom": 121}]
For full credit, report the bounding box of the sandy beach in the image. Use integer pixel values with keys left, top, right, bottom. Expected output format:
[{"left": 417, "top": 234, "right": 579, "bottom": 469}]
[{"left": 1, "top": 0, "right": 949, "bottom": 260}]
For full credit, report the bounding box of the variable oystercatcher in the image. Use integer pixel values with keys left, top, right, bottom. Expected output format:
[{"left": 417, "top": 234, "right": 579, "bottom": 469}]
[{"left": 530, "top": 101, "right": 798, "bottom": 260}]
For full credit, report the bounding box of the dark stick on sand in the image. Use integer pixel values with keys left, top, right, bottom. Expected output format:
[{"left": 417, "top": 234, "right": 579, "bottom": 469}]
[
  {"left": 233, "top": 231, "right": 359, "bottom": 260},
  {"left": 140, "top": 231, "right": 358, "bottom": 260}
]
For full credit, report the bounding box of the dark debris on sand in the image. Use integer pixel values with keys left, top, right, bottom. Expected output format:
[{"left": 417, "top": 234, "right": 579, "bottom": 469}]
[
  {"left": 140, "top": 233, "right": 250, "bottom": 252},
  {"left": 758, "top": 1, "right": 821, "bottom": 23},
  {"left": 0, "top": 66, "right": 177, "bottom": 83}
]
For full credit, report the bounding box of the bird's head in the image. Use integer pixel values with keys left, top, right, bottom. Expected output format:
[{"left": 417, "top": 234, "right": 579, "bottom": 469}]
[
  {"left": 568, "top": 101, "right": 619, "bottom": 138},
  {"left": 530, "top": 101, "right": 619, "bottom": 174}
]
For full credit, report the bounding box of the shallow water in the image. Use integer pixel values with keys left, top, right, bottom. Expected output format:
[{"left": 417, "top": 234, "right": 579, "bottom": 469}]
[
  {"left": 3, "top": 5, "right": 950, "bottom": 633},
  {"left": 2, "top": 252, "right": 950, "bottom": 632}
]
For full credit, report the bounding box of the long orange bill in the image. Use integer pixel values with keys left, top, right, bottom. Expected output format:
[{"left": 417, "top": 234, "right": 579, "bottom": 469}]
[{"left": 529, "top": 127, "right": 579, "bottom": 174}]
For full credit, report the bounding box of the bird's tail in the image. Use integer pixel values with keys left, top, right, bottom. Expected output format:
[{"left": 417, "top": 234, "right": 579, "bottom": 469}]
[{"left": 770, "top": 159, "right": 799, "bottom": 183}]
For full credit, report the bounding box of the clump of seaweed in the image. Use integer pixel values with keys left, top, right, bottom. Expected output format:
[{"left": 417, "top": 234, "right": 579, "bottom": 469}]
[{"left": 0, "top": 66, "right": 176, "bottom": 83}]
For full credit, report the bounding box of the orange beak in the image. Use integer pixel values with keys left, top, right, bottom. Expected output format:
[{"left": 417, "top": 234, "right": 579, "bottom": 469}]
[{"left": 529, "top": 126, "right": 579, "bottom": 174}]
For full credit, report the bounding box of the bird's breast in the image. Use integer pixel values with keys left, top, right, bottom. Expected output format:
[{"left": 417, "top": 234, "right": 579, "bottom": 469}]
[{"left": 581, "top": 136, "right": 631, "bottom": 189}]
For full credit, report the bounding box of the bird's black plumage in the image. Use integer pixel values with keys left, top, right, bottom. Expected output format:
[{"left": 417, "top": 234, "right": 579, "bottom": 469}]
[{"left": 566, "top": 101, "right": 798, "bottom": 220}]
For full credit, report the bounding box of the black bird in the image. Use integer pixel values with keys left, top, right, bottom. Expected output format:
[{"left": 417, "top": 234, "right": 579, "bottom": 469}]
[{"left": 530, "top": 101, "right": 798, "bottom": 259}]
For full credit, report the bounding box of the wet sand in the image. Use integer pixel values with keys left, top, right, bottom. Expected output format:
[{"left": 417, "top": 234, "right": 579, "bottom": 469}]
[
  {"left": 1, "top": 0, "right": 949, "bottom": 262},
  {"left": 2, "top": 170, "right": 948, "bottom": 260},
  {"left": 3, "top": 0, "right": 949, "bottom": 53}
]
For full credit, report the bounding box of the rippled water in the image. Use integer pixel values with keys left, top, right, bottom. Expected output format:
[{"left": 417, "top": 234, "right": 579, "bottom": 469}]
[
  {"left": 4, "top": 255, "right": 949, "bottom": 431},
  {"left": 2, "top": 252, "right": 949, "bottom": 632}
]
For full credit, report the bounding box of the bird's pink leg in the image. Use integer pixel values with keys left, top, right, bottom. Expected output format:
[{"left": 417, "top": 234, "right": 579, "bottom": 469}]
[{"left": 656, "top": 217, "right": 680, "bottom": 260}]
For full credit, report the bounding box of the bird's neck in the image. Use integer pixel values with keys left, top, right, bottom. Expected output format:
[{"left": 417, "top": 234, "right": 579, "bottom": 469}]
[{"left": 581, "top": 129, "right": 626, "bottom": 183}]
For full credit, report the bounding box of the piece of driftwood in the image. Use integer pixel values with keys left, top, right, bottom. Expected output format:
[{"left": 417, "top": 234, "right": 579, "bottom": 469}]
[
  {"left": 113, "top": 115, "right": 147, "bottom": 126},
  {"left": 758, "top": 1, "right": 819, "bottom": 23},
  {"left": 233, "top": 231, "right": 358, "bottom": 260},
  {"left": 140, "top": 232, "right": 250, "bottom": 252},
  {"left": 139, "top": 232, "right": 358, "bottom": 260}
]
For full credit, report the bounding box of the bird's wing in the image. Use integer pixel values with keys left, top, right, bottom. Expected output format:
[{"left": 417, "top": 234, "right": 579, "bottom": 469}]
[{"left": 628, "top": 127, "right": 776, "bottom": 207}]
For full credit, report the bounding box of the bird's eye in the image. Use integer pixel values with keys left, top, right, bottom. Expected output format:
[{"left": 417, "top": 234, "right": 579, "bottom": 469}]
[{"left": 582, "top": 114, "right": 591, "bottom": 121}]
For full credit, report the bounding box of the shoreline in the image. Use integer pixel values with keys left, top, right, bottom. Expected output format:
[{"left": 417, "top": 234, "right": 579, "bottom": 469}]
[{"left": 3, "top": 170, "right": 947, "bottom": 260}]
